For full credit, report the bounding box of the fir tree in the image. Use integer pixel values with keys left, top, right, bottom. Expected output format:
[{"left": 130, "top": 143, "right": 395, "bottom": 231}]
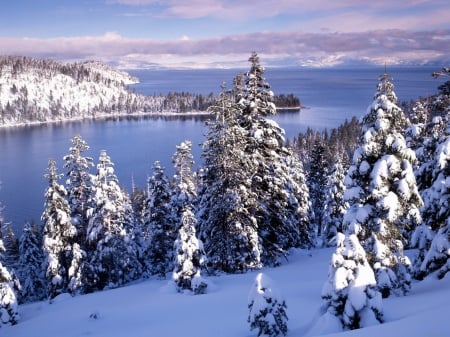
[
  {"left": 63, "top": 134, "right": 94, "bottom": 243},
  {"left": 248, "top": 273, "right": 288, "bottom": 337},
  {"left": 0, "top": 211, "right": 19, "bottom": 325},
  {"left": 308, "top": 139, "right": 329, "bottom": 245},
  {"left": 198, "top": 85, "right": 261, "bottom": 273},
  {"left": 322, "top": 158, "right": 348, "bottom": 246},
  {"left": 321, "top": 233, "right": 383, "bottom": 330},
  {"left": 172, "top": 207, "right": 207, "bottom": 294},
  {"left": 0, "top": 261, "right": 19, "bottom": 326},
  {"left": 237, "top": 52, "right": 304, "bottom": 264},
  {"left": 143, "top": 161, "right": 173, "bottom": 277},
  {"left": 170, "top": 140, "right": 197, "bottom": 224},
  {"left": 2, "top": 226, "right": 19, "bottom": 271},
  {"left": 42, "top": 159, "right": 77, "bottom": 299},
  {"left": 413, "top": 127, "right": 450, "bottom": 279},
  {"left": 84, "top": 150, "right": 139, "bottom": 291},
  {"left": 16, "top": 222, "right": 46, "bottom": 303},
  {"left": 343, "top": 72, "right": 423, "bottom": 297}
]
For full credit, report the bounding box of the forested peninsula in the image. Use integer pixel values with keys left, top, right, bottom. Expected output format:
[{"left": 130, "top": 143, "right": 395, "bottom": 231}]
[{"left": 0, "top": 56, "right": 300, "bottom": 127}]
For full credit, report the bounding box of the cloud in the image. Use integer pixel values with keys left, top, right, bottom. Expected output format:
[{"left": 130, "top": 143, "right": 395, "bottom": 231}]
[
  {"left": 107, "top": 0, "right": 450, "bottom": 28},
  {"left": 2, "top": 29, "right": 449, "bottom": 68}
]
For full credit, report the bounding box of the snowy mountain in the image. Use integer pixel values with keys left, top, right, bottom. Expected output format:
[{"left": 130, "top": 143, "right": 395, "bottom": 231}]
[{"left": 3, "top": 248, "right": 449, "bottom": 337}]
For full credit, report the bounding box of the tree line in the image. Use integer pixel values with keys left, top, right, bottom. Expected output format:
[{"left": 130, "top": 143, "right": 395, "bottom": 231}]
[
  {"left": 0, "top": 55, "right": 449, "bottom": 335},
  {"left": 0, "top": 55, "right": 300, "bottom": 126}
]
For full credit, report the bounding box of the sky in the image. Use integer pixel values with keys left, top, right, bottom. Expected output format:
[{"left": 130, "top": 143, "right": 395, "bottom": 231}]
[{"left": 1, "top": 0, "right": 450, "bottom": 69}]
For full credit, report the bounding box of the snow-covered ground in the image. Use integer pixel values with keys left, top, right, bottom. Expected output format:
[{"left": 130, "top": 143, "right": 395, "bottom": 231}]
[{"left": 3, "top": 248, "right": 449, "bottom": 337}]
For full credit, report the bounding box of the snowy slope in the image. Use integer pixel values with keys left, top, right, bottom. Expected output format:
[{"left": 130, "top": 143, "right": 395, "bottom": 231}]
[{"left": 3, "top": 248, "right": 449, "bottom": 337}]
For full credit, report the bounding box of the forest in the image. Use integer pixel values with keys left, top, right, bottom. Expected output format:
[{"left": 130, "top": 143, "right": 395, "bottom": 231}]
[
  {"left": 0, "top": 55, "right": 300, "bottom": 126},
  {"left": 0, "top": 53, "right": 449, "bottom": 334}
]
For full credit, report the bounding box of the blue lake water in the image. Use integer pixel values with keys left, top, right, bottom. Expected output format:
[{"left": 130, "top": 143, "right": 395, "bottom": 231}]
[{"left": 0, "top": 66, "right": 444, "bottom": 232}]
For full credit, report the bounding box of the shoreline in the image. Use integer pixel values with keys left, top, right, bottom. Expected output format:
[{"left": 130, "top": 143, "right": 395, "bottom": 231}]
[{"left": 0, "top": 106, "right": 302, "bottom": 129}]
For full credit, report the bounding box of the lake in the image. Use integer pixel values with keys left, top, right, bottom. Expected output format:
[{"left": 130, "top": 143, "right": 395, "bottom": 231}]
[{"left": 0, "top": 66, "right": 443, "bottom": 232}]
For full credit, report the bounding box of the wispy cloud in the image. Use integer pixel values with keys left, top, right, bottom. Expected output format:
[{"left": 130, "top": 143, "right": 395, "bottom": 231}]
[{"left": 2, "top": 29, "right": 449, "bottom": 68}]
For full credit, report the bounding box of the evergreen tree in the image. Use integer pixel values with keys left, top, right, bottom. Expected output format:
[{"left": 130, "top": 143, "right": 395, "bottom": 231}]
[
  {"left": 16, "top": 222, "right": 46, "bottom": 303},
  {"left": 413, "top": 128, "right": 450, "bottom": 279},
  {"left": 63, "top": 134, "right": 94, "bottom": 243},
  {"left": 170, "top": 140, "right": 197, "bottom": 224},
  {"left": 237, "top": 52, "right": 304, "bottom": 264},
  {"left": 143, "top": 161, "right": 173, "bottom": 277},
  {"left": 172, "top": 207, "right": 207, "bottom": 294},
  {"left": 2, "top": 226, "right": 19, "bottom": 271},
  {"left": 0, "top": 257, "right": 19, "bottom": 326},
  {"left": 42, "top": 159, "right": 77, "bottom": 299},
  {"left": 84, "top": 150, "right": 138, "bottom": 291},
  {"left": 283, "top": 153, "right": 312, "bottom": 247},
  {"left": 308, "top": 139, "right": 329, "bottom": 245},
  {"left": 321, "top": 233, "right": 383, "bottom": 330},
  {"left": 322, "top": 158, "right": 348, "bottom": 246},
  {"left": 198, "top": 85, "right": 261, "bottom": 273},
  {"left": 0, "top": 209, "right": 19, "bottom": 325},
  {"left": 343, "top": 72, "right": 423, "bottom": 297},
  {"left": 248, "top": 273, "right": 288, "bottom": 337}
]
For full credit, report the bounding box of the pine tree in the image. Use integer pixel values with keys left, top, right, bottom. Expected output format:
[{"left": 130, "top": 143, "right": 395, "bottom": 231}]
[
  {"left": 143, "top": 161, "right": 173, "bottom": 277},
  {"left": 16, "top": 222, "right": 46, "bottom": 303},
  {"left": 283, "top": 153, "right": 312, "bottom": 247},
  {"left": 0, "top": 213, "right": 19, "bottom": 325},
  {"left": 321, "top": 233, "right": 383, "bottom": 330},
  {"left": 170, "top": 140, "right": 197, "bottom": 225},
  {"left": 413, "top": 128, "right": 450, "bottom": 279},
  {"left": 322, "top": 158, "right": 348, "bottom": 246},
  {"left": 237, "top": 52, "right": 304, "bottom": 264},
  {"left": 248, "top": 273, "right": 288, "bottom": 337},
  {"left": 84, "top": 150, "right": 138, "bottom": 291},
  {"left": 42, "top": 159, "right": 77, "bottom": 299},
  {"left": 308, "top": 139, "right": 329, "bottom": 245},
  {"left": 198, "top": 85, "right": 262, "bottom": 273},
  {"left": 2, "top": 226, "right": 19, "bottom": 271},
  {"left": 172, "top": 207, "right": 207, "bottom": 294},
  {"left": 0, "top": 261, "right": 19, "bottom": 326},
  {"left": 63, "top": 134, "right": 94, "bottom": 244},
  {"left": 343, "top": 72, "right": 423, "bottom": 297}
]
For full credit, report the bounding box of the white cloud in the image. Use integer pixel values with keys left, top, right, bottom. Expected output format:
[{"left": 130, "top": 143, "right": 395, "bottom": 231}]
[{"left": 2, "top": 29, "right": 449, "bottom": 69}]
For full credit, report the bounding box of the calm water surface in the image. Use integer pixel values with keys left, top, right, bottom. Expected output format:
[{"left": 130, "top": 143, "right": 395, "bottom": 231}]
[{"left": 0, "top": 66, "right": 443, "bottom": 231}]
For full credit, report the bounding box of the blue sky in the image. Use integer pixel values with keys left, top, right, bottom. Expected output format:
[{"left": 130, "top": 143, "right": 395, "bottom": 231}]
[{"left": 1, "top": 0, "right": 449, "bottom": 68}]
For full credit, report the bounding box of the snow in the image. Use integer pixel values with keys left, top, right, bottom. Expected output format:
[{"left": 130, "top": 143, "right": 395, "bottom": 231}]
[{"left": 3, "top": 247, "right": 450, "bottom": 337}]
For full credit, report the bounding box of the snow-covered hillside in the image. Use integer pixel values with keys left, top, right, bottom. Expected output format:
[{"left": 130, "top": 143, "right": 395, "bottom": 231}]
[
  {"left": 0, "top": 56, "right": 216, "bottom": 126},
  {"left": 3, "top": 248, "right": 449, "bottom": 337},
  {"left": 0, "top": 56, "right": 143, "bottom": 125}
]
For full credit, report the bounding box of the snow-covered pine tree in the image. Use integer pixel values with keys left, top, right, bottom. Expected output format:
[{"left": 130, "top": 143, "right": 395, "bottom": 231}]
[
  {"left": 343, "top": 72, "right": 423, "bottom": 297},
  {"left": 237, "top": 52, "right": 303, "bottom": 264},
  {"left": 143, "top": 161, "right": 173, "bottom": 277},
  {"left": 197, "top": 85, "right": 261, "bottom": 273},
  {"left": 170, "top": 140, "right": 197, "bottom": 225},
  {"left": 63, "top": 134, "right": 94, "bottom": 244},
  {"left": 308, "top": 139, "right": 329, "bottom": 245},
  {"left": 0, "top": 245, "right": 19, "bottom": 326},
  {"left": 322, "top": 158, "right": 348, "bottom": 246},
  {"left": 321, "top": 233, "right": 383, "bottom": 331},
  {"left": 172, "top": 207, "right": 207, "bottom": 294},
  {"left": 2, "top": 226, "right": 19, "bottom": 271},
  {"left": 42, "top": 158, "right": 77, "bottom": 299},
  {"left": 413, "top": 128, "right": 450, "bottom": 280},
  {"left": 283, "top": 153, "right": 312, "bottom": 248},
  {"left": 16, "top": 222, "right": 46, "bottom": 303},
  {"left": 248, "top": 273, "right": 288, "bottom": 337},
  {"left": 84, "top": 150, "right": 139, "bottom": 291}
]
